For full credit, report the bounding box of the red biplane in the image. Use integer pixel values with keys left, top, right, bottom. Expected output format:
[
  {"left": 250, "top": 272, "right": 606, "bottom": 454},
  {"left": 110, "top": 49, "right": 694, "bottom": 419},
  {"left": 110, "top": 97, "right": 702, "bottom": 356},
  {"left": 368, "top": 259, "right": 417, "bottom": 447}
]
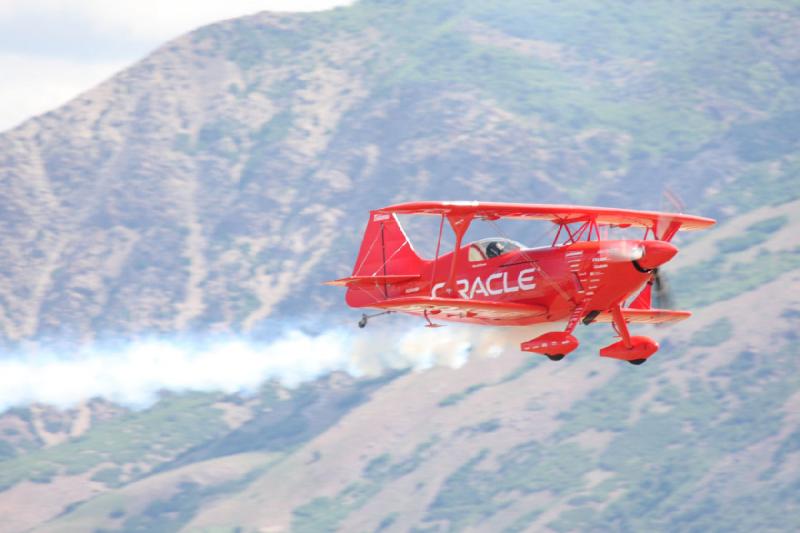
[{"left": 327, "top": 201, "right": 714, "bottom": 365}]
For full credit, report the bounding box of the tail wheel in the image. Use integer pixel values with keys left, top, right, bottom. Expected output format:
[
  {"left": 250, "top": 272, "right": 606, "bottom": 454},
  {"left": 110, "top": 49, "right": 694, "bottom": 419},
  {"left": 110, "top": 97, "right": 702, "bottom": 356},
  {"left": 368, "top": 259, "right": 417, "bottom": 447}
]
[
  {"left": 628, "top": 358, "right": 647, "bottom": 365},
  {"left": 546, "top": 354, "right": 565, "bottom": 361}
]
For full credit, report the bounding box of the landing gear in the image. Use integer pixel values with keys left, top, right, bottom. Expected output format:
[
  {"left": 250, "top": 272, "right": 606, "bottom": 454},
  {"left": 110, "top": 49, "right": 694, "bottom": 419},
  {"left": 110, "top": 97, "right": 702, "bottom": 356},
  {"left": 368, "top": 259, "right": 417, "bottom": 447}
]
[
  {"left": 582, "top": 310, "right": 601, "bottom": 325},
  {"left": 423, "top": 309, "right": 443, "bottom": 328},
  {"left": 599, "top": 305, "right": 658, "bottom": 364},
  {"left": 521, "top": 332, "right": 579, "bottom": 360}
]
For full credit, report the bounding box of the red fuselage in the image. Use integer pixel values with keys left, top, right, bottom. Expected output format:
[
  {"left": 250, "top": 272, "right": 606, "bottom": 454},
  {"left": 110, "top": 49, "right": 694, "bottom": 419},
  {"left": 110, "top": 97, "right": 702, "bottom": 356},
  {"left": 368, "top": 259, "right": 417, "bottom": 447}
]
[
  {"left": 330, "top": 202, "right": 714, "bottom": 363},
  {"left": 345, "top": 239, "right": 670, "bottom": 326}
]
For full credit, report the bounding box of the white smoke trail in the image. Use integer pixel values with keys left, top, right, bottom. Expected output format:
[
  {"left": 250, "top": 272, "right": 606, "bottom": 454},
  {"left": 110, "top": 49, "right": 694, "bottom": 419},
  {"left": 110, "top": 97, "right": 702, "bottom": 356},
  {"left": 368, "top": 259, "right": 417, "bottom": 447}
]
[{"left": 0, "top": 322, "right": 548, "bottom": 411}]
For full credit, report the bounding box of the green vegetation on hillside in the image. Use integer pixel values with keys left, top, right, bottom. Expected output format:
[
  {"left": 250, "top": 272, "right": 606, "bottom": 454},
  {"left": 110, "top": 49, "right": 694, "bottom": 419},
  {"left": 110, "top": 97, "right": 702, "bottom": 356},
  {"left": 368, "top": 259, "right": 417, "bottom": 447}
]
[
  {"left": 715, "top": 215, "right": 788, "bottom": 254},
  {"left": 546, "top": 341, "right": 800, "bottom": 532},
  {"left": 675, "top": 246, "right": 800, "bottom": 309},
  {"left": 292, "top": 437, "right": 440, "bottom": 533},
  {"left": 111, "top": 473, "right": 263, "bottom": 533},
  {"left": 0, "top": 392, "right": 229, "bottom": 491},
  {"left": 690, "top": 318, "right": 733, "bottom": 347},
  {"left": 413, "top": 317, "right": 800, "bottom": 533},
  {"left": 0, "top": 375, "right": 383, "bottom": 494},
  {"left": 438, "top": 358, "right": 543, "bottom": 408},
  {"left": 424, "top": 442, "right": 592, "bottom": 530}
]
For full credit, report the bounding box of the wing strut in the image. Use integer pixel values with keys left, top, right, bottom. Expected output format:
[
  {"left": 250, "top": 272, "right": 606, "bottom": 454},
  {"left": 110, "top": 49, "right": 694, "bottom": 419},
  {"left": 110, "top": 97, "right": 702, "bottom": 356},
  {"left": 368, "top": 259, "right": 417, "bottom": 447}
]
[
  {"left": 380, "top": 222, "right": 388, "bottom": 298},
  {"left": 443, "top": 213, "right": 474, "bottom": 297},
  {"left": 488, "top": 219, "right": 575, "bottom": 306},
  {"left": 429, "top": 214, "right": 446, "bottom": 293}
]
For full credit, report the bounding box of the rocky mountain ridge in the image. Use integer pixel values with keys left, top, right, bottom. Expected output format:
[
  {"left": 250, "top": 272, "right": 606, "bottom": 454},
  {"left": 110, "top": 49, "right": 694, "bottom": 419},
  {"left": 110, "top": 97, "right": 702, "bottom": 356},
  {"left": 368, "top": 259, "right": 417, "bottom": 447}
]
[{"left": 1, "top": 0, "right": 797, "bottom": 344}]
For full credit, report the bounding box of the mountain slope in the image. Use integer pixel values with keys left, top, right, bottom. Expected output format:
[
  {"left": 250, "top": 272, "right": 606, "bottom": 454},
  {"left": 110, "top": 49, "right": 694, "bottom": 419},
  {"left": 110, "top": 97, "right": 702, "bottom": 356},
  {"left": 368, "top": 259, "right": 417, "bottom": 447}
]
[
  {"left": 0, "top": 0, "right": 798, "bottom": 342},
  {"left": 5, "top": 204, "right": 797, "bottom": 532},
  {"left": 32, "top": 226, "right": 800, "bottom": 531},
  {"left": 0, "top": 1, "right": 799, "bottom": 531}
]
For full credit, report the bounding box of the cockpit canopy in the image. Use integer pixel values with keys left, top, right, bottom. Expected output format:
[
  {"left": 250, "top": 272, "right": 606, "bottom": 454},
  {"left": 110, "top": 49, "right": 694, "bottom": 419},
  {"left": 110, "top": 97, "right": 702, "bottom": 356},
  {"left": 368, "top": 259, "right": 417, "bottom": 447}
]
[{"left": 467, "top": 238, "right": 525, "bottom": 261}]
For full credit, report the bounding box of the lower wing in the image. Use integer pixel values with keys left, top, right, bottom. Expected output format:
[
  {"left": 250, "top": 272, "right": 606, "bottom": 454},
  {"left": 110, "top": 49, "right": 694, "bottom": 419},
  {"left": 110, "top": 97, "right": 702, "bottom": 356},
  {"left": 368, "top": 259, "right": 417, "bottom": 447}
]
[
  {"left": 594, "top": 308, "right": 691, "bottom": 324},
  {"left": 372, "top": 296, "right": 547, "bottom": 326}
]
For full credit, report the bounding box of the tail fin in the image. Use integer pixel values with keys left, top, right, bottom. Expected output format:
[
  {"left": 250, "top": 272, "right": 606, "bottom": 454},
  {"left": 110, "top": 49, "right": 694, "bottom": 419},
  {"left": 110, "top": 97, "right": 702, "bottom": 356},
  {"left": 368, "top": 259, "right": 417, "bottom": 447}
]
[{"left": 351, "top": 212, "right": 424, "bottom": 277}]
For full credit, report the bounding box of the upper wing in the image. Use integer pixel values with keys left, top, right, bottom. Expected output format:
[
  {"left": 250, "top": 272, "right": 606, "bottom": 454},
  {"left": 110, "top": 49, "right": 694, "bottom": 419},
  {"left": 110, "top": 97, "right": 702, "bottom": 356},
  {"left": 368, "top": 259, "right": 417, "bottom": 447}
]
[
  {"left": 381, "top": 201, "right": 715, "bottom": 233},
  {"left": 372, "top": 296, "right": 547, "bottom": 325}
]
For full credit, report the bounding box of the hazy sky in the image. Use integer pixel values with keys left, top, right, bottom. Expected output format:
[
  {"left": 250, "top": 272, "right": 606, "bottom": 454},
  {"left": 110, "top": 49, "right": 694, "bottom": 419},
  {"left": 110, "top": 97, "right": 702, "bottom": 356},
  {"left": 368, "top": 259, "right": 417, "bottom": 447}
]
[{"left": 0, "top": 0, "right": 355, "bottom": 133}]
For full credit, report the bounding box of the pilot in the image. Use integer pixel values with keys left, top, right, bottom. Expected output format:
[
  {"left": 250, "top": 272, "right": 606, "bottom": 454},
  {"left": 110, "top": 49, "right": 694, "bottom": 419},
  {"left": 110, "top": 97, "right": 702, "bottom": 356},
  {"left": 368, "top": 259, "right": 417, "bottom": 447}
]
[{"left": 485, "top": 240, "right": 506, "bottom": 258}]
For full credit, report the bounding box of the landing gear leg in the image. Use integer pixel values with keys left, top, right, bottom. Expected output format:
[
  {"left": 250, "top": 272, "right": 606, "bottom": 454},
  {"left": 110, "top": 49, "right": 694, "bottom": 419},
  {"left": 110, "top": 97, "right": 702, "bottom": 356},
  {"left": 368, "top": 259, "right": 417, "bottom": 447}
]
[
  {"left": 423, "top": 310, "right": 443, "bottom": 328},
  {"left": 598, "top": 305, "right": 658, "bottom": 364}
]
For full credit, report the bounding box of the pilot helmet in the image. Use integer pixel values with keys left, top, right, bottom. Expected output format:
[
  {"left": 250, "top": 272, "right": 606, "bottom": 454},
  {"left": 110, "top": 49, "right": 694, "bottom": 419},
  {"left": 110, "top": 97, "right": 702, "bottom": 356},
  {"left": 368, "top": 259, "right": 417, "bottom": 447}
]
[{"left": 486, "top": 241, "right": 505, "bottom": 258}]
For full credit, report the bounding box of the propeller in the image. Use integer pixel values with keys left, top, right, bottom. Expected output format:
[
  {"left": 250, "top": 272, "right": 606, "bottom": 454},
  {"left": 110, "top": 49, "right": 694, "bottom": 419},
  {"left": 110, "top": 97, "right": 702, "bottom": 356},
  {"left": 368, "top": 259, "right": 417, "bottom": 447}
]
[
  {"left": 651, "top": 187, "right": 683, "bottom": 312},
  {"left": 651, "top": 268, "right": 674, "bottom": 310}
]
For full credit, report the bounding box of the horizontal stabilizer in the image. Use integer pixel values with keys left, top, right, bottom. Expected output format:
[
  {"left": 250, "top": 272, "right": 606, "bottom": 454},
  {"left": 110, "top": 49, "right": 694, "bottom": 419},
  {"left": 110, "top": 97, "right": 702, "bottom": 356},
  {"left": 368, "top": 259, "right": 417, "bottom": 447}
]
[
  {"left": 324, "top": 274, "right": 421, "bottom": 287},
  {"left": 594, "top": 308, "right": 691, "bottom": 324}
]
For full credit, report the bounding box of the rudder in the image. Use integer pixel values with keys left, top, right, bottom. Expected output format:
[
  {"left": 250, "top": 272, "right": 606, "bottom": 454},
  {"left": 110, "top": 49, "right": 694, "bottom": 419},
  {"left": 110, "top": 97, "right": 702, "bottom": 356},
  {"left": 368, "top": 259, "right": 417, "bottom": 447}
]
[{"left": 351, "top": 212, "right": 424, "bottom": 278}]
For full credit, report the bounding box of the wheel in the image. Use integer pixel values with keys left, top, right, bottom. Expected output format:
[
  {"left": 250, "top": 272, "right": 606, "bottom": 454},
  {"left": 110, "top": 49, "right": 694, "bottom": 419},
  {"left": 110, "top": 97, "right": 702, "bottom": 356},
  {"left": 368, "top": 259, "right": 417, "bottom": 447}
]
[
  {"left": 546, "top": 354, "right": 565, "bottom": 361},
  {"left": 358, "top": 316, "right": 367, "bottom": 328},
  {"left": 628, "top": 358, "right": 647, "bottom": 365}
]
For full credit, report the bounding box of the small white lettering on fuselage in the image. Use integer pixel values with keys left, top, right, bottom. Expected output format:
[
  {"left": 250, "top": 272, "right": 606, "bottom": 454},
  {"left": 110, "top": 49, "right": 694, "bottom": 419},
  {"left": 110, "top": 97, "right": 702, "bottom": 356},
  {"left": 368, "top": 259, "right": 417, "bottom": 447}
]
[{"left": 432, "top": 268, "right": 537, "bottom": 299}]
